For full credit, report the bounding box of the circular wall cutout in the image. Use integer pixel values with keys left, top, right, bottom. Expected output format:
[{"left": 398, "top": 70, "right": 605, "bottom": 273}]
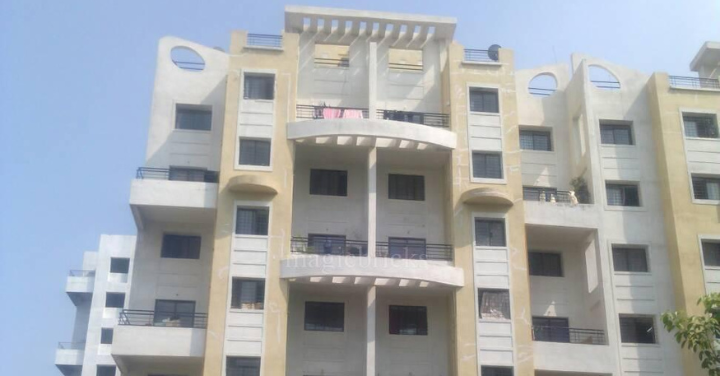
[
  {"left": 171, "top": 46, "right": 205, "bottom": 71},
  {"left": 528, "top": 74, "right": 557, "bottom": 97},
  {"left": 589, "top": 65, "right": 620, "bottom": 90}
]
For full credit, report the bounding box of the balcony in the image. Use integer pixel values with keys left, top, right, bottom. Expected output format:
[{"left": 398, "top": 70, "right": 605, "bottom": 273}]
[
  {"left": 532, "top": 326, "right": 606, "bottom": 345},
  {"left": 377, "top": 109, "right": 449, "bottom": 128},
  {"left": 55, "top": 342, "right": 84, "bottom": 376},
  {"left": 669, "top": 75, "right": 720, "bottom": 91},
  {"left": 291, "top": 237, "right": 368, "bottom": 256},
  {"left": 66, "top": 270, "right": 94, "bottom": 305},
  {"left": 129, "top": 167, "right": 218, "bottom": 229},
  {"left": 112, "top": 310, "right": 206, "bottom": 375},
  {"left": 533, "top": 336, "right": 614, "bottom": 374},
  {"left": 523, "top": 188, "right": 598, "bottom": 229},
  {"left": 376, "top": 241, "right": 452, "bottom": 261}
]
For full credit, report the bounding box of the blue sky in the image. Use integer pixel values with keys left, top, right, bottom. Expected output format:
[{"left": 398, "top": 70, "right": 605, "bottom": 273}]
[{"left": 0, "top": 0, "right": 718, "bottom": 374}]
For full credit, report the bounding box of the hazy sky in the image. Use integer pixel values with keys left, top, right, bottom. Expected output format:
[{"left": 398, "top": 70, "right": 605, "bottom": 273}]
[{"left": 1, "top": 0, "right": 718, "bottom": 374}]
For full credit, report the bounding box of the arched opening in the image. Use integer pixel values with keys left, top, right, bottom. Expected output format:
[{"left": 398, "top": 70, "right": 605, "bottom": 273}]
[
  {"left": 170, "top": 46, "right": 205, "bottom": 71},
  {"left": 589, "top": 65, "right": 620, "bottom": 90},
  {"left": 528, "top": 74, "right": 558, "bottom": 97}
]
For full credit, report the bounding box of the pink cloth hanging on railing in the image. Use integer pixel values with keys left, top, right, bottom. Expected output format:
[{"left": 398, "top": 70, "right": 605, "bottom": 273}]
[
  {"left": 342, "top": 109, "right": 364, "bottom": 119},
  {"left": 322, "top": 108, "right": 342, "bottom": 119}
]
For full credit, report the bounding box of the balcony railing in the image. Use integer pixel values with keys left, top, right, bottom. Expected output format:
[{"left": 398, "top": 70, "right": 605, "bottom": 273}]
[
  {"left": 118, "top": 309, "right": 207, "bottom": 329},
  {"left": 69, "top": 270, "right": 95, "bottom": 277},
  {"left": 463, "top": 49, "right": 497, "bottom": 63},
  {"left": 376, "top": 242, "right": 453, "bottom": 261},
  {"left": 136, "top": 167, "right": 219, "bottom": 183},
  {"left": 669, "top": 75, "right": 720, "bottom": 90},
  {"left": 315, "top": 57, "right": 350, "bottom": 68},
  {"left": 528, "top": 87, "right": 556, "bottom": 97},
  {"left": 388, "top": 62, "right": 423, "bottom": 72},
  {"left": 290, "top": 237, "right": 368, "bottom": 257},
  {"left": 591, "top": 80, "right": 621, "bottom": 89},
  {"left": 58, "top": 342, "right": 85, "bottom": 350},
  {"left": 532, "top": 326, "right": 606, "bottom": 345},
  {"left": 377, "top": 109, "right": 450, "bottom": 128},
  {"left": 247, "top": 34, "right": 282, "bottom": 49},
  {"left": 296, "top": 104, "right": 369, "bottom": 120}
]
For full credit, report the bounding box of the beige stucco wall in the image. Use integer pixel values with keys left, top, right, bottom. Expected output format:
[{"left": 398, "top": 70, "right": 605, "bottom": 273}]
[
  {"left": 203, "top": 30, "right": 299, "bottom": 376},
  {"left": 445, "top": 43, "right": 534, "bottom": 376},
  {"left": 648, "top": 72, "right": 720, "bottom": 376}
]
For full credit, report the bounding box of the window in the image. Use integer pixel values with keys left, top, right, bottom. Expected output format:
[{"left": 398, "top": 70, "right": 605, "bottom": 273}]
[
  {"left": 175, "top": 105, "right": 212, "bottom": 131},
  {"left": 480, "top": 366, "right": 513, "bottom": 376},
  {"left": 310, "top": 169, "right": 348, "bottom": 196},
  {"left": 612, "top": 246, "right": 649, "bottom": 272},
  {"left": 389, "top": 305, "right": 428, "bottom": 335},
  {"left": 105, "top": 293, "right": 125, "bottom": 308},
  {"left": 235, "top": 207, "right": 269, "bottom": 235},
  {"left": 100, "top": 328, "right": 113, "bottom": 345},
  {"left": 532, "top": 316, "right": 570, "bottom": 342},
  {"left": 305, "top": 302, "right": 344, "bottom": 332},
  {"left": 226, "top": 357, "right": 260, "bottom": 376},
  {"left": 619, "top": 315, "right": 656, "bottom": 344},
  {"left": 308, "top": 234, "right": 346, "bottom": 255},
  {"left": 154, "top": 300, "right": 196, "bottom": 327},
  {"left": 683, "top": 114, "right": 718, "bottom": 138},
  {"left": 702, "top": 241, "right": 720, "bottom": 267},
  {"left": 232, "top": 279, "right": 265, "bottom": 310},
  {"left": 606, "top": 183, "right": 640, "bottom": 207},
  {"left": 244, "top": 74, "right": 274, "bottom": 100},
  {"left": 469, "top": 88, "right": 499, "bottom": 113},
  {"left": 529, "top": 252, "right": 563, "bottom": 277},
  {"left": 692, "top": 175, "right": 720, "bottom": 200},
  {"left": 519, "top": 130, "right": 552, "bottom": 151},
  {"left": 388, "top": 174, "right": 425, "bottom": 201},
  {"left": 96, "top": 366, "right": 116, "bottom": 376},
  {"left": 472, "top": 152, "right": 503, "bottom": 179},
  {"left": 168, "top": 167, "right": 210, "bottom": 182},
  {"left": 600, "top": 122, "right": 633, "bottom": 145},
  {"left": 161, "top": 234, "right": 201, "bottom": 259},
  {"left": 239, "top": 139, "right": 271, "bottom": 166},
  {"left": 109, "top": 258, "right": 130, "bottom": 274},
  {"left": 478, "top": 289, "right": 511, "bottom": 320},
  {"left": 522, "top": 186, "right": 558, "bottom": 202},
  {"left": 475, "top": 219, "right": 506, "bottom": 247},
  {"left": 388, "top": 237, "right": 427, "bottom": 260}
]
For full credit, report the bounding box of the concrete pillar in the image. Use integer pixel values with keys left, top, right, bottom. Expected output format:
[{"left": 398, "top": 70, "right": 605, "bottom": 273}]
[
  {"left": 367, "top": 147, "right": 377, "bottom": 258},
  {"left": 366, "top": 286, "right": 377, "bottom": 376},
  {"left": 368, "top": 42, "right": 377, "bottom": 119}
]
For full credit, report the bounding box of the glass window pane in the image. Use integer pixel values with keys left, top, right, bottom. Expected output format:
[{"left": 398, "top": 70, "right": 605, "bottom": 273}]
[
  {"left": 703, "top": 241, "right": 720, "bottom": 267},
  {"left": 244, "top": 74, "right": 274, "bottom": 100},
  {"left": 478, "top": 290, "right": 511, "bottom": 320},
  {"left": 235, "top": 208, "right": 269, "bottom": 235},
  {"left": 304, "top": 302, "right": 344, "bottom": 332},
  {"left": 176, "top": 106, "right": 212, "bottom": 131},
  {"left": 239, "top": 139, "right": 271, "bottom": 166},
  {"left": 226, "top": 357, "right": 260, "bottom": 376}
]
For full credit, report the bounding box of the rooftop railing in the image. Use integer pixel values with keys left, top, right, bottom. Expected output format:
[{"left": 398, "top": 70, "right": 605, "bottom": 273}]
[
  {"left": 296, "top": 104, "right": 369, "bottom": 120},
  {"left": 69, "top": 270, "right": 95, "bottom": 277},
  {"left": 377, "top": 109, "right": 450, "bottom": 128},
  {"left": 118, "top": 309, "right": 207, "bottom": 329},
  {"left": 247, "top": 34, "right": 282, "bottom": 49},
  {"left": 669, "top": 75, "right": 720, "bottom": 90},
  {"left": 376, "top": 242, "right": 453, "bottom": 261},
  {"left": 58, "top": 342, "right": 85, "bottom": 350},
  {"left": 532, "top": 326, "right": 606, "bottom": 345},
  {"left": 463, "top": 49, "right": 497, "bottom": 63},
  {"left": 290, "top": 237, "right": 368, "bottom": 257},
  {"left": 136, "top": 167, "right": 219, "bottom": 183}
]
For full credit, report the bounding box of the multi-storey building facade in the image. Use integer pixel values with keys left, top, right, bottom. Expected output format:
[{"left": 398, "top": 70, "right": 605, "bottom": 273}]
[{"left": 56, "top": 6, "right": 720, "bottom": 376}]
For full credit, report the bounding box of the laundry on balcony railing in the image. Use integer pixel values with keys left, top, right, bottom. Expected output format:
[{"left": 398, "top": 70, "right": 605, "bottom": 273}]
[{"left": 295, "top": 104, "right": 368, "bottom": 120}]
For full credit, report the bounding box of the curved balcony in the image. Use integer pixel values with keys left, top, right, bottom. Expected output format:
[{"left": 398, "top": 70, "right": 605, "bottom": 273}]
[{"left": 288, "top": 105, "right": 456, "bottom": 150}]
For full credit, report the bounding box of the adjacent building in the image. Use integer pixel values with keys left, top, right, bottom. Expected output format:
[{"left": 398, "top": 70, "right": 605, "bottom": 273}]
[{"left": 56, "top": 6, "right": 720, "bottom": 376}]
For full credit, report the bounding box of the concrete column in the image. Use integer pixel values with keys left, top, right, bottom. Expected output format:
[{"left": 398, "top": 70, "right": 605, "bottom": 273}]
[
  {"left": 367, "top": 147, "right": 377, "bottom": 258},
  {"left": 366, "top": 286, "right": 377, "bottom": 376},
  {"left": 368, "top": 42, "right": 377, "bottom": 119}
]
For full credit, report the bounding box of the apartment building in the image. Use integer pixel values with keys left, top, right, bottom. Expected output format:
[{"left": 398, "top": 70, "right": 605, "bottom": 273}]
[{"left": 55, "top": 6, "right": 720, "bottom": 376}]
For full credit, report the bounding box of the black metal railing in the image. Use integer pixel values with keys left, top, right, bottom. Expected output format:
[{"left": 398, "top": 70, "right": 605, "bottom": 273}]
[
  {"left": 591, "top": 80, "right": 621, "bottom": 89},
  {"left": 376, "top": 242, "right": 453, "bottom": 261},
  {"left": 296, "top": 104, "right": 369, "bottom": 120},
  {"left": 669, "top": 75, "right": 720, "bottom": 90},
  {"left": 136, "top": 167, "right": 219, "bottom": 183},
  {"left": 315, "top": 57, "right": 350, "bottom": 68},
  {"left": 69, "top": 270, "right": 95, "bottom": 277},
  {"left": 247, "top": 34, "right": 282, "bottom": 49},
  {"left": 118, "top": 309, "right": 207, "bottom": 329},
  {"left": 172, "top": 60, "right": 205, "bottom": 71},
  {"left": 388, "top": 62, "right": 423, "bottom": 72},
  {"left": 464, "top": 49, "right": 497, "bottom": 63},
  {"left": 290, "top": 237, "right": 368, "bottom": 257},
  {"left": 58, "top": 342, "right": 85, "bottom": 350},
  {"left": 532, "top": 326, "right": 606, "bottom": 345},
  {"left": 377, "top": 109, "right": 450, "bottom": 128},
  {"left": 522, "top": 188, "right": 590, "bottom": 204},
  {"left": 528, "top": 87, "right": 556, "bottom": 97}
]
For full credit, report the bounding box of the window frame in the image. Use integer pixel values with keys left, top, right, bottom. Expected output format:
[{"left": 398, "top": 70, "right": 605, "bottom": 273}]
[
  {"left": 226, "top": 356, "right": 261, "bottom": 376},
  {"left": 528, "top": 251, "right": 563, "bottom": 277},
  {"left": 474, "top": 218, "right": 507, "bottom": 247},
  {"left": 388, "top": 173, "right": 425, "bottom": 201},
  {"left": 387, "top": 237, "right": 427, "bottom": 260},
  {"left": 612, "top": 245, "right": 650, "bottom": 273},
  {"left": 243, "top": 73, "right": 275, "bottom": 100},
  {"left": 472, "top": 152, "right": 504, "bottom": 180},
  {"left": 231, "top": 278, "right": 266, "bottom": 310},
  {"left": 100, "top": 328, "right": 114, "bottom": 345},
  {"left": 682, "top": 113, "right": 719, "bottom": 139},
  {"left": 619, "top": 315, "right": 657, "bottom": 344},
  {"left": 389, "top": 305, "right": 428, "bottom": 336},
  {"left": 109, "top": 257, "right": 130, "bottom": 274},
  {"left": 96, "top": 365, "right": 117, "bottom": 376},
  {"left": 160, "top": 234, "right": 202, "bottom": 260},
  {"left": 309, "top": 169, "right": 348, "bottom": 197},
  {"left": 606, "top": 182, "right": 641, "bottom": 207},
  {"left": 174, "top": 104, "right": 212, "bottom": 132},
  {"left": 304, "top": 301, "right": 345, "bottom": 332},
  {"left": 469, "top": 87, "right": 500, "bottom": 114},
  {"left": 599, "top": 121, "right": 634, "bottom": 146},
  {"left": 480, "top": 366, "right": 514, "bottom": 376},
  {"left": 237, "top": 138, "right": 272, "bottom": 168},
  {"left": 307, "top": 234, "right": 347, "bottom": 255},
  {"left": 153, "top": 299, "right": 196, "bottom": 327},
  {"left": 235, "top": 207, "right": 270, "bottom": 236},
  {"left": 478, "top": 289, "right": 511, "bottom": 320},
  {"left": 691, "top": 174, "right": 720, "bottom": 202},
  {"left": 519, "top": 129, "right": 553, "bottom": 151},
  {"left": 532, "top": 316, "right": 570, "bottom": 343},
  {"left": 701, "top": 240, "right": 720, "bottom": 268},
  {"left": 105, "top": 293, "right": 125, "bottom": 308}
]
